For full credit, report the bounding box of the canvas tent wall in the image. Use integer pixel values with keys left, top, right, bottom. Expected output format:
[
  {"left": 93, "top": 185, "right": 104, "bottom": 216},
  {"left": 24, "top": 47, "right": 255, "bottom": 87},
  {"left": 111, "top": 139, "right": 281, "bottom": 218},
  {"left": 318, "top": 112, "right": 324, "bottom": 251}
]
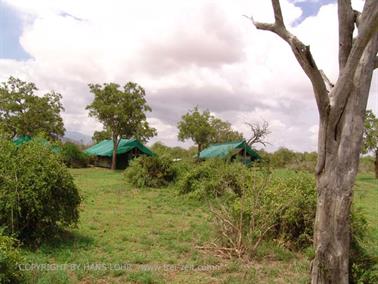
[
  {"left": 199, "top": 140, "right": 260, "bottom": 165},
  {"left": 84, "top": 138, "right": 155, "bottom": 169}
]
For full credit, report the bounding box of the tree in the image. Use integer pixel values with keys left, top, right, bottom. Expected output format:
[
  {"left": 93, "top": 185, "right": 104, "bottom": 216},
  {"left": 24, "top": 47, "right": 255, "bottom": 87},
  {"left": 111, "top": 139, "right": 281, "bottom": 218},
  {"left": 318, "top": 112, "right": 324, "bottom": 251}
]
[
  {"left": 92, "top": 129, "right": 112, "bottom": 144},
  {"left": 362, "top": 110, "right": 378, "bottom": 178},
  {"left": 0, "top": 77, "right": 65, "bottom": 140},
  {"left": 245, "top": 120, "right": 270, "bottom": 147},
  {"left": 246, "top": 1, "right": 378, "bottom": 282},
  {"left": 86, "top": 82, "right": 156, "bottom": 170},
  {"left": 177, "top": 107, "right": 242, "bottom": 157},
  {"left": 210, "top": 117, "right": 244, "bottom": 144},
  {"left": 177, "top": 106, "right": 215, "bottom": 157}
]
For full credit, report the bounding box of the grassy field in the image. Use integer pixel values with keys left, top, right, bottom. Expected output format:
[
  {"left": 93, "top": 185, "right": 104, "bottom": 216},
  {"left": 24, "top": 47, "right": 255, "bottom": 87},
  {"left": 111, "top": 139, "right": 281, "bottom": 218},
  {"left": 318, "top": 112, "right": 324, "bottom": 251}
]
[{"left": 20, "top": 168, "right": 377, "bottom": 283}]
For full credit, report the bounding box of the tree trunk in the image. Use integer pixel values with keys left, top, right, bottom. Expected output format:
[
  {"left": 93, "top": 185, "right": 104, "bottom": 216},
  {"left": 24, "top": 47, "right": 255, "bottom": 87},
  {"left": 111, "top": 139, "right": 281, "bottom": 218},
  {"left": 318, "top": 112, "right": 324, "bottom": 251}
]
[
  {"left": 249, "top": 2, "right": 378, "bottom": 281},
  {"left": 197, "top": 143, "right": 202, "bottom": 159},
  {"left": 375, "top": 149, "right": 378, "bottom": 179},
  {"left": 311, "top": 34, "right": 378, "bottom": 284},
  {"left": 111, "top": 138, "right": 119, "bottom": 170}
]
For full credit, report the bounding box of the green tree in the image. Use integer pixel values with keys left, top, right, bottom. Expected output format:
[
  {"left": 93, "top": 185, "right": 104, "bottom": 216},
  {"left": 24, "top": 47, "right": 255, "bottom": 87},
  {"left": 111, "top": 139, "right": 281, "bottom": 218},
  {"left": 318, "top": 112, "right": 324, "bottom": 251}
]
[
  {"left": 362, "top": 110, "right": 378, "bottom": 178},
  {"left": 178, "top": 107, "right": 243, "bottom": 157},
  {"left": 86, "top": 82, "right": 156, "bottom": 170},
  {"left": 177, "top": 107, "right": 215, "bottom": 157},
  {"left": 92, "top": 129, "right": 112, "bottom": 144},
  {"left": 210, "top": 118, "right": 244, "bottom": 144},
  {"left": 0, "top": 77, "right": 65, "bottom": 140}
]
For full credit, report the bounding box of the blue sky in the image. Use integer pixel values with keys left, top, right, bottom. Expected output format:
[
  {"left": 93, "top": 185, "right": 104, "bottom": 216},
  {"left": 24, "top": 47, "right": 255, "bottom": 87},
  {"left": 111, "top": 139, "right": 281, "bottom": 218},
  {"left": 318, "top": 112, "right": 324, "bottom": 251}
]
[{"left": 0, "top": 1, "right": 30, "bottom": 60}]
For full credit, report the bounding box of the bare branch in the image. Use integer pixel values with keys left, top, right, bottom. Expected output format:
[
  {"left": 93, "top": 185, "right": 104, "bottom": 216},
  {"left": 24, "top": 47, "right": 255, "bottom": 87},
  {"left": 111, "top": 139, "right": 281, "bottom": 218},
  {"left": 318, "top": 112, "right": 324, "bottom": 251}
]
[
  {"left": 320, "top": 70, "right": 334, "bottom": 92},
  {"left": 245, "top": 121, "right": 270, "bottom": 147},
  {"left": 330, "top": 0, "right": 378, "bottom": 122},
  {"left": 248, "top": 0, "right": 330, "bottom": 118},
  {"left": 354, "top": 9, "right": 361, "bottom": 28},
  {"left": 338, "top": 0, "right": 355, "bottom": 70},
  {"left": 272, "top": 0, "right": 285, "bottom": 27}
]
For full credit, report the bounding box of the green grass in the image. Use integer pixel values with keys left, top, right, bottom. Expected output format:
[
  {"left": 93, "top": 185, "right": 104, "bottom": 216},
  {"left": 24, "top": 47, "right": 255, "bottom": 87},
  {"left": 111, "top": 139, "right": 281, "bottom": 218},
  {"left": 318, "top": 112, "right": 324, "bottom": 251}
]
[
  {"left": 20, "top": 168, "right": 310, "bottom": 283},
  {"left": 19, "top": 168, "right": 377, "bottom": 283},
  {"left": 354, "top": 174, "right": 378, "bottom": 258}
]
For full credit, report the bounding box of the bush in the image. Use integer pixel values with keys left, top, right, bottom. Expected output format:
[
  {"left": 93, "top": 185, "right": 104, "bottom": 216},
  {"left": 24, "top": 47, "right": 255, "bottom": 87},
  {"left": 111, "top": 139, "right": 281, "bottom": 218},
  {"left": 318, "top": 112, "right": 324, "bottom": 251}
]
[
  {"left": 208, "top": 169, "right": 316, "bottom": 257},
  {"left": 125, "top": 155, "right": 176, "bottom": 188},
  {"left": 177, "top": 159, "right": 248, "bottom": 200},
  {"left": 0, "top": 231, "right": 25, "bottom": 283},
  {"left": 349, "top": 207, "right": 378, "bottom": 283},
  {"left": 61, "top": 142, "right": 89, "bottom": 168},
  {"left": 0, "top": 139, "right": 81, "bottom": 244}
]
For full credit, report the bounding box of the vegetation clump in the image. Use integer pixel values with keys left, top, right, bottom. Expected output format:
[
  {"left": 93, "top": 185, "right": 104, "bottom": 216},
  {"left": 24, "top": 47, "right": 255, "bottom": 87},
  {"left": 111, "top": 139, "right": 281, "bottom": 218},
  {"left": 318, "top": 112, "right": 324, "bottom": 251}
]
[
  {"left": 61, "top": 142, "right": 89, "bottom": 168},
  {"left": 0, "top": 139, "right": 81, "bottom": 244},
  {"left": 0, "top": 231, "right": 25, "bottom": 283},
  {"left": 125, "top": 155, "right": 177, "bottom": 188}
]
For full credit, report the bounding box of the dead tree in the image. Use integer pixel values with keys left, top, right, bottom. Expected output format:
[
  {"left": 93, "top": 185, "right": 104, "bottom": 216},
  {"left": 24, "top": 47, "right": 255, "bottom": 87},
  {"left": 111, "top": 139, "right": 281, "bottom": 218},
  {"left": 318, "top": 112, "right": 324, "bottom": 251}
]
[
  {"left": 246, "top": 0, "right": 378, "bottom": 283},
  {"left": 245, "top": 120, "right": 270, "bottom": 147}
]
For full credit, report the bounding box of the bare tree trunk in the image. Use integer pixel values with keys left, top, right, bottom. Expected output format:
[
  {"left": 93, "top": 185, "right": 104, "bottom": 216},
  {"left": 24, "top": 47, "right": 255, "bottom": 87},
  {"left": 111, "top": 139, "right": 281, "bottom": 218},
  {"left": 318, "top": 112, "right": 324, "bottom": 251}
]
[
  {"left": 197, "top": 143, "right": 202, "bottom": 159},
  {"left": 247, "top": 1, "right": 378, "bottom": 283},
  {"left": 111, "top": 137, "right": 119, "bottom": 170}
]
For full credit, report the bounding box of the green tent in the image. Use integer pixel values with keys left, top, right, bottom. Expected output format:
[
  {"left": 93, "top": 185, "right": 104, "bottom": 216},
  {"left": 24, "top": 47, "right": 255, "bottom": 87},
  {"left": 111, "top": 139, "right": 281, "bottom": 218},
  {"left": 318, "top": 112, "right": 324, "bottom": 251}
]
[
  {"left": 13, "top": 135, "right": 32, "bottom": 146},
  {"left": 84, "top": 138, "right": 155, "bottom": 169},
  {"left": 12, "top": 135, "right": 61, "bottom": 153},
  {"left": 199, "top": 140, "right": 260, "bottom": 164}
]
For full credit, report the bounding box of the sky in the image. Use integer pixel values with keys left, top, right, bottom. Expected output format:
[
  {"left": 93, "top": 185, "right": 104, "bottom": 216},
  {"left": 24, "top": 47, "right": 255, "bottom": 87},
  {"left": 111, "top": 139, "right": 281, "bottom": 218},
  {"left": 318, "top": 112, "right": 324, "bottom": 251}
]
[{"left": 0, "top": 0, "right": 377, "bottom": 151}]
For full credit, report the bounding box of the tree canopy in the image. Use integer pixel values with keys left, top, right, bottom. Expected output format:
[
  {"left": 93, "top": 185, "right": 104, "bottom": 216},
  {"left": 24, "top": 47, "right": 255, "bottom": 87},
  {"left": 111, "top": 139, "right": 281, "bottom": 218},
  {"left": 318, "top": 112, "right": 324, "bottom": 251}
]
[
  {"left": 177, "top": 106, "right": 243, "bottom": 156},
  {"left": 362, "top": 110, "right": 378, "bottom": 178},
  {"left": 86, "top": 82, "right": 156, "bottom": 169},
  {"left": 92, "top": 129, "right": 112, "bottom": 144},
  {"left": 0, "top": 77, "right": 65, "bottom": 140}
]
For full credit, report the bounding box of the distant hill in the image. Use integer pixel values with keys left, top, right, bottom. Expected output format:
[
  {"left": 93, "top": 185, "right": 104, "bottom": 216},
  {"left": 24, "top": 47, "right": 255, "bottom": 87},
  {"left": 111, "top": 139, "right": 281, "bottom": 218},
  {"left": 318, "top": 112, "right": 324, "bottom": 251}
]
[{"left": 64, "top": 131, "right": 92, "bottom": 145}]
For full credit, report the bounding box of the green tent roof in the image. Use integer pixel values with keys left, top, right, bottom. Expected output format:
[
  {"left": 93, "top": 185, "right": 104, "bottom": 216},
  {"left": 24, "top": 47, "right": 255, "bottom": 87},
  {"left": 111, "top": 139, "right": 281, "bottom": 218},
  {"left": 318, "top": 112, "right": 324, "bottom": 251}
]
[
  {"left": 199, "top": 140, "right": 260, "bottom": 160},
  {"left": 13, "top": 135, "right": 32, "bottom": 146},
  {"left": 12, "top": 135, "right": 61, "bottom": 153},
  {"left": 84, "top": 138, "right": 155, "bottom": 157}
]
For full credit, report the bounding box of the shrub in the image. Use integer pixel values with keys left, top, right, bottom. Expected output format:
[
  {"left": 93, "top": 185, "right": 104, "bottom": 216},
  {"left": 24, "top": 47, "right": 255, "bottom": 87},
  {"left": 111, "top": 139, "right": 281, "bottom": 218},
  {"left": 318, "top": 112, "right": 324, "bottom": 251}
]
[
  {"left": 0, "top": 231, "right": 25, "bottom": 283},
  {"left": 349, "top": 207, "right": 378, "bottom": 283},
  {"left": 61, "top": 142, "right": 89, "bottom": 168},
  {"left": 177, "top": 159, "right": 248, "bottom": 200},
  {"left": 125, "top": 155, "right": 176, "bottom": 188},
  {"left": 0, "top": 139, "right": 81, "bottom": 244}
]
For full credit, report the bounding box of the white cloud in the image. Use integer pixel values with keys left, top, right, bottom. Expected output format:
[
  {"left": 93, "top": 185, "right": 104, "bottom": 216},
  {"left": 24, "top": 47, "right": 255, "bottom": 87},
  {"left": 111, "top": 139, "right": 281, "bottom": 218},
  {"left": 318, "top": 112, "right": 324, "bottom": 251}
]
[{"left": 0, "top": 0, "right": 376, "bottom": 152}]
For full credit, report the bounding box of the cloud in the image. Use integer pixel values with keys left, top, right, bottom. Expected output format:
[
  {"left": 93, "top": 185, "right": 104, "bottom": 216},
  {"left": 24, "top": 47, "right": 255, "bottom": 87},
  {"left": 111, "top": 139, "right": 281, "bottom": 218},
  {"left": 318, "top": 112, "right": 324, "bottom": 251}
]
[{"left": 0, "top": 0, "right": 376, "bottom": 152}]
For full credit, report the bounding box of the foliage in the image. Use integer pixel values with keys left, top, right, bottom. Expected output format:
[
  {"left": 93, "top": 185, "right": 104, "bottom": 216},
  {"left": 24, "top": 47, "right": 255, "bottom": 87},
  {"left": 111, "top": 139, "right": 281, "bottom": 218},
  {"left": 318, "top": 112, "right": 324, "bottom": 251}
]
[
  {"left": 92, "top": 129, "right": 112, "bottom": 144},
  {"left": 150, "top": 141, "right": 196, "bottom": 161},
  {"left": 177, "top": 107, "right": 215, "bottom": 156},
  {"left": 362, "top": 110, "right": 378, "bottom": 154},
  {"left": 125, "top": 155, "right": 177, "bottom": 188},
  {"left": 177, "top": 159, "right": 248, "bottom": 200},
  {"left": 206, "top": 169, "right": 316, "bottom": 254},
  {"left": 86, "top": 82, "right": 156, "bottom": 143},
  {"left": 177, "top": 106, "right": 242, "bottom": 157},
  {"left": 0, "top": 76, "right": 65, "bottom": 140},
  {"left": 86, "top": 82, "right": 157, "bottom": 169},
  {"left": 264, "top": 148, "right": 317, "bottom": 173},
  {"left": 0, "top": 231, "right": 25, "bottom": 283},
  {"left": 349, "top": 207, "right": 378, "bottom": 284},
  {"left": 61, "top": 142, "right": 89, "bottom": 168},
  {"left": 0, "top": 139, "right": 81, "bottom": 244},
  {"left": 362, "top": 110, "right": 378, "bottom": 178},
  {"left": 210, "top": 118, "right": 243, "bottom": 144}
]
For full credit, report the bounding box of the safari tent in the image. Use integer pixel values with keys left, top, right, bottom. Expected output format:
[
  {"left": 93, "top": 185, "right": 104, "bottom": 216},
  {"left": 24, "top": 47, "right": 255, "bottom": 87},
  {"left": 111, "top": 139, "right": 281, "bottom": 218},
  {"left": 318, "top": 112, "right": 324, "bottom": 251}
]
[
  {"left": 84, "top": 138, "right": 155, "bottom": 169},
  {"left": 199, "top": 140, "right": 260, "bottom": 165}
]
